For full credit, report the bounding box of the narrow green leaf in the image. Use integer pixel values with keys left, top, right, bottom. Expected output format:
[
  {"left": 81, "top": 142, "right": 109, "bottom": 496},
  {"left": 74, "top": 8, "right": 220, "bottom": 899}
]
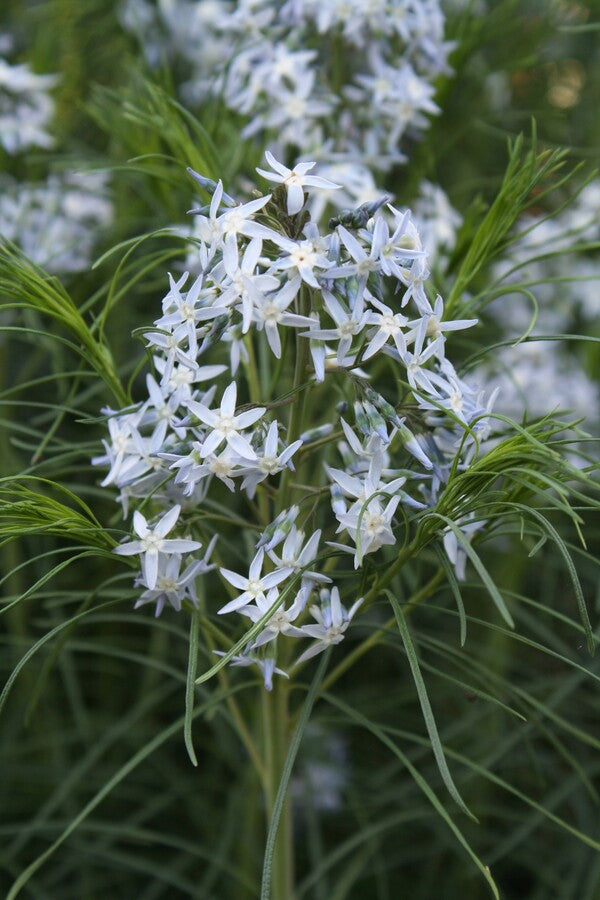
[
  {"left": 428, "top": 514, "right": 514, "bottom": 628},
  {"left": 0, "top": 598, "right": 119, "bottom": 718},
  {"left": 184, "top": 611, "right": 201, "bottom": 766},
  {"left": 506, "top": 502, "right": 595, "bottom": 654},
  {"left": 297, "top": 810, "right": 428, "bottom": 898},
  {"left": 1, "top": 550, "right": 118, "bottom": 616},
  {"left": 386, "top": 590, "right": 476, "bottom": 821},
  {"left": 450, "top": 747, "right": 600, "bottom": 853},
  {"left": 434, "top": 544, "right": 467, "bottom": 646}
]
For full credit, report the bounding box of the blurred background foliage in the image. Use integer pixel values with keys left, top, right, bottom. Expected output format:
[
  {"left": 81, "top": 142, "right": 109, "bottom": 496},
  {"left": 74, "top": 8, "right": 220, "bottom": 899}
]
[{"left": 1, "top": 1, "right": 599, "bottom": 898}]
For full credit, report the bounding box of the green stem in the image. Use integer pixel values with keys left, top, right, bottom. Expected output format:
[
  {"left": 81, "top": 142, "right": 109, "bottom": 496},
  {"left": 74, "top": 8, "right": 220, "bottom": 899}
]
[
  {"left": 198, "top": 583, "right": 267, "bottom": 784},
  {"left": 243, "top": 331, "right": 262, "bottom": 406},
  {"left": 279, "top": 287, "right": 311, "bottom": 507},
  {"left": 243, "top": 332, "right": 271, "bottom": 526},
  {"left": 361, "top": 538, "right": 419, "bottom": 609},
  {"left": 263, "top": 679, "right": 295, "bottom": 900},
  {"left": 224, "top": 681, "right": 267, "bottom": 785}
]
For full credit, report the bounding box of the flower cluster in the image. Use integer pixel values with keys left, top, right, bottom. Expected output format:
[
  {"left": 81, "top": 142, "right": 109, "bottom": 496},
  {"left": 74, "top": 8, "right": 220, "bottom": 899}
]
[
  {"left": 484, "top": 178, "right": 600, "bottom": 424},
  {"left": 411, "top": 180, "right": 463, "bottom": 258},
  {"left": 492, "top": 178, "right": 600, "bottom": 329},
  {"left": 96, "top": 153, "right": 495, "bottom": 688},
  {"left": 0, "top": 33, "right": 57, "bottom": 154},
  {"left": 0, "top": 172, "right": 113, "bottom": 274},
  {"left": 0, "top": 29, "right": 112, "bottom": 277},
  {"left": 121, "top": 0, "right": 451, "bottom": 209}
]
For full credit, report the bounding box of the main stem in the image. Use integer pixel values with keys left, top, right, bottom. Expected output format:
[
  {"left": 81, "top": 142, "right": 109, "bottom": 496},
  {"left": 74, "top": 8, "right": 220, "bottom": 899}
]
[
  {"left": 260, "top": 287, "right": 312, "bottom": 897},
  {"left": 263, "top": 678, "right": 295, "bottom": 900},
  {"left": 279, "top": 286, "right": 311, "bottom": 503}
]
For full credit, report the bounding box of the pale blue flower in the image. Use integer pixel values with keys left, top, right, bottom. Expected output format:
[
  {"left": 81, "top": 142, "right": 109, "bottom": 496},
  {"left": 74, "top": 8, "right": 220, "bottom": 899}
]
[{"left": 114, "top": 504, "right": 202, "bottom": 589}]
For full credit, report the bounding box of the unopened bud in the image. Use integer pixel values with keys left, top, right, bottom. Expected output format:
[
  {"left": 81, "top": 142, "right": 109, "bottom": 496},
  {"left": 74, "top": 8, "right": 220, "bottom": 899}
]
[
  {"left": 300, "top": 423, "right": 334, "bottom": 444},
  {"left": 329, "top": 195, "right": 392, "bottom": 230},
  {"left": 186, "top": 168, "right": 236, "bottom": 207},
  {"left": 399, "top": 425, "right": 434, "bottom": 470},
  {"left": 257, "top": 506, "right": 299, "bottom": 551},
  {"left": 353, "top": 401, "right": 370, "bottom": 437},
  {"left": 363, "top": 400, "right": 390, "bottom": 443}
]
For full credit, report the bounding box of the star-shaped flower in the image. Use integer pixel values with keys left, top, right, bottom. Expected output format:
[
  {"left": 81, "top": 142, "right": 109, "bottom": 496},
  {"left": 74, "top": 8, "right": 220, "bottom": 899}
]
[
  {"left": 114, "top": 504, "right": 202, "bottom": 589},
  {"left": 218, "top": 549, "right": 293, "bottom": 615},
  {"left": 187, "top": 381, "right": 266, "bottom": 458},
  {"left": 294, "top": 588, "right": 363, "bottom": 664},
  {"left": 256, "top": 150, "right": 341, "bottom": 215}
]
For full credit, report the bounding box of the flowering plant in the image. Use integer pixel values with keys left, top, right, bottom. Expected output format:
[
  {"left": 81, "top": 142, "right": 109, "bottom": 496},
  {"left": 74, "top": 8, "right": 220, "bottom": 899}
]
[
  {"left": 1, "top": 3, "right": 599, "bottom": 898},
  {"left": 97, "top": 154, "right": 489, "bottom": 684},
  {"left": 83, "top": 149, "right": 597, "bottom": 897}
]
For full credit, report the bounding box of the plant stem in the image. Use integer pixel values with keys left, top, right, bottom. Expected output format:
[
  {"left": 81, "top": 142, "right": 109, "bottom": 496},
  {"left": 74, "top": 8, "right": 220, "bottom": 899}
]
[
  {"left": 244, "top": 331, "right": 271, "bottom": 526},
  {"left": 361, "top": 538, "right": 419, "bottom": 609},
  {"left": 197, "top": 584, "right": 267, "bottom": 784},
  {"left": 279, "top": 287, "right": 311, "bottom": 508},
  {"left": 244, "top": 330, "right": 262, "bottom": 406},
  {"left": 263, "top": 679, "right": 295, "bottom": 899}
]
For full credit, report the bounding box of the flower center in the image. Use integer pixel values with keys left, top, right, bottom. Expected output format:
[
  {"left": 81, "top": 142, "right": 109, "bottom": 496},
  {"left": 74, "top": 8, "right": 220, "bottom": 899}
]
[
  {"left": 171, "top": 368, "right": 193, "bottom": 387},
  {"left": 210, "top": 458, "right": 233, "bottom": 477},
  {"left": 396, "top": 235, "right": 416, "bottom": 250},
  {"left": 325, "top": 625, "right": 346, "bottom": 644},
  {"left": 268, "top": 611, "right": 289, "bottom": 632},
  {"left": 285, "top": 96, "right": 307, "bottom": 119},
  {"left": 181, "top": 302, "right": 195, "bottom": 322},
  {"left": 141, "top": 533, "right": 163, "bottom": 552},
  {"left": 450, "top": 392, "right": 463, "bottom": 414},
  {"left": 215, "top": 413, "right": 236, "bottom": 435},
  {"left": 381, "top": 314, "right": 400, "bottom": 334},
  {"left": 259, "top": 455, "right": 280, "bottom": 474},
  {"left": 232, "top": 271, "right": 245, "bottom": 293},
  {"left": 356, "top": 257, "right": 378, "bottom": 276},
  {"left": 338, "top": 320, "right": 358, "bottom": 337},
  {"left": 114, "top": 433, "right": 130, "bottom": 453},
  {"left": 425, "top": 316, "right": 441, "bottom": 338},
  {"left": 261, "top": 302, "right": 281, "bottom": 325},
  {"left": 223, "top": 210, "right": 244, "bottom": 235},
  {"left": 290, "top": 245, "right": 316, "bottom": 268},
  {"left": 156, "top": 576, "right": 179, "bottom": 593},
  {"left": 364, "top": 512, "right": 385, "bottom": 536},
  {"left": 246, "top": 579, "right": 263, "bottom": 599}
]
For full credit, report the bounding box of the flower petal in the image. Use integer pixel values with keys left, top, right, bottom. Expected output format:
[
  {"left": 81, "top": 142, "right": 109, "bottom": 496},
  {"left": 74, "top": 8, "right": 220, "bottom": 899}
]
[
  {"left": 287, "top": 182, "right": 305, "bottom": 216},
  {"left": 155, "top": 504, "right": 181, "bottom": 538}
]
